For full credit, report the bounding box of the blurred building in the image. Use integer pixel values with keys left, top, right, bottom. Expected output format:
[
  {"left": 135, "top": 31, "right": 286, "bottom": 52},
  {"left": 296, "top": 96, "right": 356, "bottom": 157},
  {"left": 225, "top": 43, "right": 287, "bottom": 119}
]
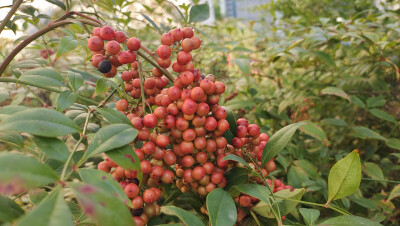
[{"left": 220, "top": 0, "right": 272, "bottom": 21}]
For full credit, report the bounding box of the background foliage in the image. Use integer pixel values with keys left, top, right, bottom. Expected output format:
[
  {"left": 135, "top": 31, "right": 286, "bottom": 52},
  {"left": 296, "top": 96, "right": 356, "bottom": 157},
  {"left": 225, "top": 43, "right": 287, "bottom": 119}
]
[{"left": 0, "top": 0, "right": 399, "bottom": 225}]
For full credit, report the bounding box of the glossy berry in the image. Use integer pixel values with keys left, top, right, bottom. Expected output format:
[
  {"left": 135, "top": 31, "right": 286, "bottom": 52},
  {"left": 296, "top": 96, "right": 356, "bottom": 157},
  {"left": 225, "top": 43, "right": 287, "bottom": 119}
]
[{"left": 97, "top": 60, "right": 112, "bottom": 73}]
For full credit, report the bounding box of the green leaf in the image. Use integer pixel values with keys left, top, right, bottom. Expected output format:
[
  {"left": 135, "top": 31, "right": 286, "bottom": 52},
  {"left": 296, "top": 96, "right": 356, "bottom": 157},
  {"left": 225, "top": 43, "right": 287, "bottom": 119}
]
[
  {"left": 222, "top": 106, "right": 237, "bottom": 136},
  {"left": 369, "top": 108, "right": 396, "bottom": 123},
  {"left": 0, "top": 153, "right": 58, "bottom": 191},
  {"left": 233, "top": 184, "right": 270, "bottom": 203},
  {"left": 106, "top": 145, "right": 142, "bottom": 183},
  {"left": 351, "top": 126, "right": 386, "bottom": 141},
  {"left": 19, "top": 68, "right": 65, "bottom": 87},
  {"left": 299, "top": 208, "right": 320, "bottom": 226},
  {"left": 321, "top": 118, "right": 348, "bottom": 127},
  {"left": 252, "top": 188, "right": 305, "bottom": 218},
  {"left": 83, "top": 124, "right": 137, "bottom": 159},
  {"left": 206, "top": 188, "right": 237, "bottom": 226},
  {"left": 231, "top": 46, "right": 253, "bottom": 53},
  {"left": 0, "top": 195, "right": 24, "bottom": 223},
  {"left": 232, "top": 58, "right": 250, "bottom": 74},
  {"left": 313, "top": 51, "right": 335, "bottom": 67},
  {"left": 56, "top": 36, "right": 79, "bottom": 58},
  {"left": 96, "top": 108, "right": 132, "bottom": 125},
  {"left": 45, "top": 0, "right": 66, "bottom": 10},
  {"left": 0, "top": 108, "right": 80, "bottom": 137},
  {"left": 140, "top": 13, "right": 162, "bottom": 34},
  {"left": 293, "top": 160, "right": 318, "bottom": 179},
  {"left": 299, "top": 120, "right": 327, "bottom": 143},
  {"left": 319, "top": 215, "right": 382, "bottom": 226},
  {"left": 386, "top": 138, "right": 400, "bottom": 150},
  {"left": 67, "top": 72, "right": 84, "bottom": 91},
  {"left": 261, "top": 122, "right": 305, "bottom": 165},
  {"left": 327, "top": 150, "right": 361, "bottom": 203},
  {"left": 224, "top": 167, "right": 248, "bottom": 190},
  {"left": 350, "top": 95, "right": 366, "bottom": 109},
  {"left": 189, "top": 3, "right": 210, "bottom": 23},
  {"left": 33, "top": 137, "right": 70, "bottom": 162},
  {"left": 387, "top": 184, "right": 400, "bottom": 201},
  {"left": 0, "top": 131, "right": 24, "bottom": 149},
  {"left": 321, "top": 87, "right": 349, "bottom": 101},
  {"left": 78, "top": 169, "right": 132, "bottom": 208},
  {"left": 288, "top": 165, "right": 310, "bottom": 188},
  {"left": 223, "top": 154, "right": 250, "bottom": 168},
  {"left": 366, "top": 96, "right": 386, "bottom": 109},
  {"left": 0, "top": 105, "right": 28, "bottom": 116},
  {"left": 363, "top": 162, "right": 386, "bottom": 187},
  {"left": 95, "top": 78, "right": 108, "bottom": 95},
  {"left": 16, "top": 188, "right": 74, "bottom": 226},
  {"left": 10, "top": 59, "right": 42, "bottom": 69},
  {"left": 57, "top": 90, "right": 78, "bottom": 112},
  {"left": 161, "top": 206, "right": 205, "bottom": 226},
  {"left": 70, "top": 183, "right": 134, "bottom": 226}
]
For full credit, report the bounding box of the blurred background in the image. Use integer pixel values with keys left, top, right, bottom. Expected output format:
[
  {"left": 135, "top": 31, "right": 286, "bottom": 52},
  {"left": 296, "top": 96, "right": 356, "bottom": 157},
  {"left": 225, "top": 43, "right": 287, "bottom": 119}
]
[{"left": 1, "top": 0, "right": 400, "bottom": 224}]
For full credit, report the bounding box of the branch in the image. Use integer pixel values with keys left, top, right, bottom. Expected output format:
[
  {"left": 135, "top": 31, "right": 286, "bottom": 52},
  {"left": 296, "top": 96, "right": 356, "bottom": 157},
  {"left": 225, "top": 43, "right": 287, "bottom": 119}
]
[
  {"left": 0, "top": 19, "right": 101, "bottom": 76},
  {"left": 0, "top": 77, "right": 99, "bottom": 105},
  {"left": 136, "top": 50, "right": 175, "bottom": 82},
  {"left": 0, "top": 0, "right": 24, "bottom": 34}
]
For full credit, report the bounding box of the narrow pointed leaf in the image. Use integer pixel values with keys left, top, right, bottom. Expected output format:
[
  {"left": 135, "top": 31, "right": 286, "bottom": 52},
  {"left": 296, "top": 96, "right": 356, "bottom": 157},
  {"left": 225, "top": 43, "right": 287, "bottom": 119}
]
[
  {"left": 161, "top": 206, "right": 205, "bottom": 226},
  {"left": 96, "top": 108, "right": 132, "bottom": 125},
  {"left": 0, "top": 195, "right": 24, "bottom": 222},
  {"left": 17, "top": 188, "right": 74, "bottom": 226},
  {"left": 262, "top": 122, "right": 306, "bottom": 165},
  {"left": 319, "top": 215, "right": 382, "bottom": 226},
  {"left": 33, "top": 136, "right": 70, "bottom": 162},
  {"left": 19, "top": 68, "right": 65, "bottom": 87},
  {"left": 387, "top": 184, "right": 400, "bottom": 201},
  {"left": 299, "top": 208, "right": 320, "bottom": 225},
  {"left": 321, "top": 87, "right": 349, "bottom": 101},
  {"left": 233, "top": 184, "right": 270, "bottom": 203},
  {"left": 0, "top": 153, "right": 58, "bottom": 192},
  {"left": 0, "top": 108, "right": 80, "bottom": 137},
  {"left": 83, "top": 124, "right": 137, "bottom": 159},
  {"left": 57, "top": 91, "right": 78, "bottom": 112}
]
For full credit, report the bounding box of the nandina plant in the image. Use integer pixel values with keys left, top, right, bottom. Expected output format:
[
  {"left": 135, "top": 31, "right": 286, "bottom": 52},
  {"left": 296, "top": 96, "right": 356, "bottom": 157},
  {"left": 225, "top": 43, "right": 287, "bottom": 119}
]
[{"left": 0, "top": 2, "right": 376, "bottom": 226}]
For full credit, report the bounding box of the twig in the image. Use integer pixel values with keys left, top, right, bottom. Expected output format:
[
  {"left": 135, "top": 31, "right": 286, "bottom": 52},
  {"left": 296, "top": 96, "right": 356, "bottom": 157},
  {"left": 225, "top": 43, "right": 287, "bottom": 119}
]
[
  {"left": 0, "top": 0, "right": 24, "bottom": 34},
  {"left": 137, "top": 50, "right": 174, "bottom": 82},
  {"left": 0, "top": 19, "right": 100, "bottom": 76}
]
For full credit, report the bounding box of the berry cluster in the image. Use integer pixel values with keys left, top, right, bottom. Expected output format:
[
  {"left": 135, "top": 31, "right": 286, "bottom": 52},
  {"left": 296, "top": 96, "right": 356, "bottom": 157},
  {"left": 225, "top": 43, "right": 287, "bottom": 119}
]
[
  {"left": 91, "top": 26, "right": 292, "bottom": 225},
  {"left": 88, "top": 26, "right": 140, "bottom": 77}
]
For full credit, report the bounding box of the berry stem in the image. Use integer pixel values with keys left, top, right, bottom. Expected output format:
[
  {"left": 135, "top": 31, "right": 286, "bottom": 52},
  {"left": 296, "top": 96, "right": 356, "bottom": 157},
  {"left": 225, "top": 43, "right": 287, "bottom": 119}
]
[
  {"left": 136, "top": 50, "right": 175, "bottom": 82},
  {"left": 60, "top": 108, "right": 92, "bottom": 181},
  {"left": 0, "top": 77, "right": 99, "bottom": 105},
  {"left": 242, "top": 148, "right": 282, "bottom": 225},
  {"left": 0, "top": 0, "right": 24, "bottom": 34},
  {"left": 137, "top": 60, "right": 147, "bottom": 115},
  {"left": 0, "top": 19, "right": 100, "bottom": 76}
]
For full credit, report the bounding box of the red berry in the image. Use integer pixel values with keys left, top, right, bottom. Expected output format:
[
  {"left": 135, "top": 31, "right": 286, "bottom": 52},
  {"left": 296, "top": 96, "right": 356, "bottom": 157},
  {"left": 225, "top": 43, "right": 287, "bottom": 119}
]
[
  {"left": 232, "top": 137, "right": 244, "bottom": 149},
  {"left": 118, "top": 51, "right": 136, "bottom": 64},
  {"left": 205, "top": 117, "right": 218, "bottom": 131},
  {"left": 164, "top": 151, "right": 177, "bottom": 166},
  {"left": 91, "top": 27, "right": 101, "bottom": 36},
  {"left": 196, "top": 103, "right": 210, "bottom": 116},
  {"left": 132, "top": 196, "right": 143, "bottom": 209},
  {"left": 100, "top": 26, "right": 115, "bottom": 40},
  {"left": 182, "top": 99, "right": 197, "bottom": 115},
  {"left": 182, "top": 27, "right": 194, "bottom": 38},
  {"left": 182, "top": 155, "right": 195, "bottom": 167},
  {"left": 171, "top": 28, "right": 183, "bottom": 41},
  {"left": 247, "top": 124, "right": 260, "bottom": 137},
  {"left": 191, "top": 36, "right": 202, "bottom": 49},
  {"left": 157, "top": 57, "right": 171, "bottom": 68},
  {"left": 116, "top": 99, "right": 128, "bottom": 111},
  {"left": 114, "top": 31, "right": 126, "bottom": 43},
  {"left": 142, "top": 141, "right": 156, "bottom": 155},
  {"left": 180, "top": 71, "right": 194, "bottom": 86},
  {"left": 91, "top": 54, "right": 106, "bottom": 68},
  {"left": 237, "top": 118, "right": 249, "bottom": 127},
  {"left": 203, "top": 162, "right": 215, "bottom": 174},
  {"left": 161, "top": 170, "right": 175, "bottom": 184},
  {"left": 105, "top": 40, "right": 120, "bottom": 55},
  {"left": 239, "top": 195, "right": 252, "bottom": 207},
  {"left": 97, "top": 161, "right": 111, "bottom": 173},
  {"left": 127, "top": 37, "right": 141, "bottom": 51},
  {"left": 161, "top": 33, "right": 175, "bottom": 46},
  {"left": 141, "top": 160, "right": 152, "bottom": 174},
  {"left": 131, "top": 117, "right": 143, "bottom": 130},
  {"left": 143, "top": 189, "right": 157, "bottom": 204},
  {"left": 143, "top": 114, "right": 158, "bottom": 128},
  {"left": 180, "top": 141, "right": 194, "bottom": 154},
  {"left": 236, "top": 126, "right": 247, "bottom": 138},
  {"left": 156, "top": 134, "right": 169, "bottom": 148},
  {"left": 177, "top": 51, "right": 192, "bottom": 65},
  {"left": 192, "top": 166, "right": 206, "bottom": 181},
  {"left": 181, "top": 38, "right": 194, "bottom": 52},
  {"left": 87, "top": 36, "right": 104, "bottom": 51},
  {"left": 124, "top": 183, "right": 139, "bottom": 198},
  {"left": 182, "top": 129, "right": 196, "bottom": 142},
  {"left": 156, "top": 45, "right": 171, "bottom": 59},
  {"left": 211, "top": 172, "right": 223, "bottom": 184}
]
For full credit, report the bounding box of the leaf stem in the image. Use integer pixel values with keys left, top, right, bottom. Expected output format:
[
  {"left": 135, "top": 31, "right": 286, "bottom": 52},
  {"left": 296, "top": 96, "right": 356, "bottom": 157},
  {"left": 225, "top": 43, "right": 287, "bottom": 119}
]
[
  {"left": 60, "top": 108, "right": 92, "bottom": 181},
  {"left": 0, "top": 77, "right": 99, "bottom": 105},
  {"left": 242, "top": 149, "right": 282, "bottom": 225},
  {"left": 0, "top": 0, "right": 24, "bottom": 34}
]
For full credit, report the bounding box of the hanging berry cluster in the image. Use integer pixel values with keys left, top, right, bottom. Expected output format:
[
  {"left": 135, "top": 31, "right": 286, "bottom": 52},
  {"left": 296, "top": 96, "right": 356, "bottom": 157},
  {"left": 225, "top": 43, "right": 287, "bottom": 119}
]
[{"left": 88, "top": 26, "right": 293, "bottom": 225}]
